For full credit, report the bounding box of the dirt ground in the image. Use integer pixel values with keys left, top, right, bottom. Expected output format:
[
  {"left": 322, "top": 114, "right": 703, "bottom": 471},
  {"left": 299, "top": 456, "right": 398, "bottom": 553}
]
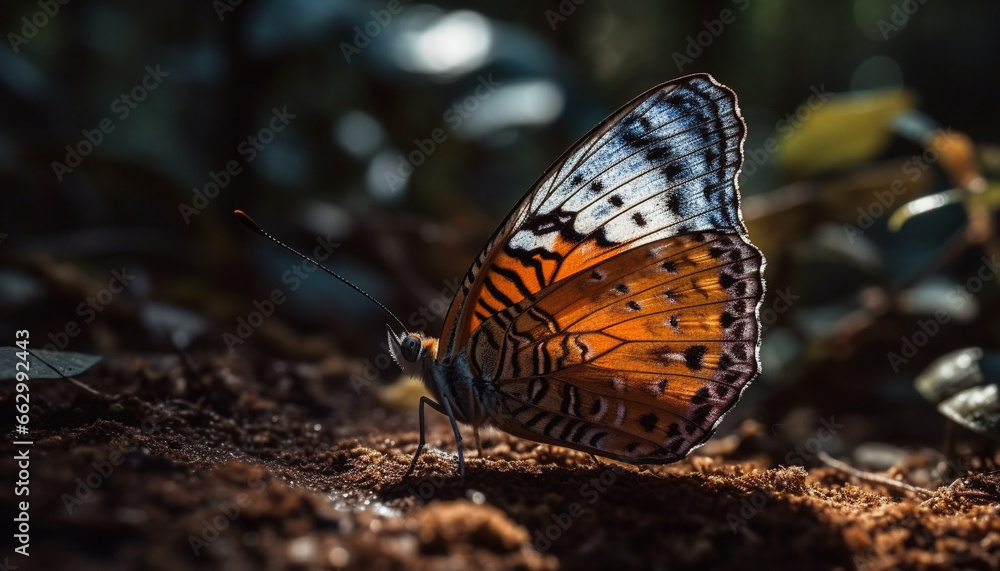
[{"left": 2, "top": 350, "right": 999, "bottom": 571}]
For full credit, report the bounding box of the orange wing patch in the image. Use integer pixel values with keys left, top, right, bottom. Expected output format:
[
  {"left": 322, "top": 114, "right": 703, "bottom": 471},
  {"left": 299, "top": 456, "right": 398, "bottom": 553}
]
[
  {"left": 481, "top": 230, "right": 763, "bottom": 461},
  {"left": 502, "top": 232, "right": 760, "bottom": 367}
]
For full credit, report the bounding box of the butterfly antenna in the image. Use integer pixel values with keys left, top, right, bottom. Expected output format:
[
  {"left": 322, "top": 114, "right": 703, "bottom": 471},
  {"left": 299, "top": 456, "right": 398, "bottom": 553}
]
[{"left": 234, "top": 210, "right": 408, "bottom": 334}]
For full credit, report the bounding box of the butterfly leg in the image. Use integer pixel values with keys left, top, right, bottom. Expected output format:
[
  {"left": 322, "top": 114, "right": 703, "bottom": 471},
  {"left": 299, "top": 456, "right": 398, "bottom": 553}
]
[
  {"left": 403, "top": 396, "right": 448, "bottom": 480},
  {"left": 438, "top": 395, "right": 466, "bottom": 478},
  {"left": 589, "top": 453, "right": 602, "bottom": 466},
  {"left": 473, "top": 426, "right": 484, "bottom": 457}
]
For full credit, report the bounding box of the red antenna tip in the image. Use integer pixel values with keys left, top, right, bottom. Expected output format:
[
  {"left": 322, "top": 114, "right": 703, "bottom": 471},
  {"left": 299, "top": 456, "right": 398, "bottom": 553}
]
[{"left": 234, "top": 210, "right": 264, "bottom": 235}]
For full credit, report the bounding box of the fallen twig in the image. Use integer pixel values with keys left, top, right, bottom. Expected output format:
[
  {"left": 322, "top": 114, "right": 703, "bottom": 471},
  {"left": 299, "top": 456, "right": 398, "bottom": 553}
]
[{"left": 817, "top": 451, "right": 934, "bottom": 497}]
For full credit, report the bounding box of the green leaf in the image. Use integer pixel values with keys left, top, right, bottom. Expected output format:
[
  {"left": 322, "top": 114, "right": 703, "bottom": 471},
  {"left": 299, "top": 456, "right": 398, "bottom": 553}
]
[
  {"left": 0, "top": 347, "right": 102, "bottom": 380},
  {"left": 777, "top": 88, "right": 915, "bottom": 177}
]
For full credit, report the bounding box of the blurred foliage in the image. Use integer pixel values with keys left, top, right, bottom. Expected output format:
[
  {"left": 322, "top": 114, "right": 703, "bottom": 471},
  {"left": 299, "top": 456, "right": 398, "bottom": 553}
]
[
  {"left": 915, "top": 347, "right": 1000, "bottom": 441},
  {"left": 2, "top": 0, "right": 1000, "bottom": 448}
]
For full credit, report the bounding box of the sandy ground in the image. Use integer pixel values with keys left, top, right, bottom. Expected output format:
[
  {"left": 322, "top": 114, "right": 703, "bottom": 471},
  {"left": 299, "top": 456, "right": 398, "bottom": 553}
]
[{"left": 1, "top": 350, "right": 999, "bottom": 571}]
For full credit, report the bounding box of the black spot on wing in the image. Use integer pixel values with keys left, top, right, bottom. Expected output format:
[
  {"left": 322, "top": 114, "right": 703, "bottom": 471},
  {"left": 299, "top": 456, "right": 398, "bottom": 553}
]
[
  {"left": 621, "top": 115, "right": 653, "bottom": 147},
  {"left": 691, "top": 387, "right": 711, "bottom": 405},
  {"left": 646, "top": 144, "right": 674, "bottom": 163},
  {"left": 720, "top": 311, "right": 737, "bottom": 329},
  {"left": 640, "top": 413, "right": 658, "bottom": 433},
  {"left": 667, "top": 422, "right": 682, "bottom": 438},
  {"left": 662, "top": 162, "right": 686, "bottom": 180},
  {"left": 592, "top": 227, "right": 617, "bottom": 248},
  {"left": 718, "top": 271, "right": 736, "bottom": 290},
  {"left": 684, "top": 345, "right": 708, "bottom": 371},
  {"left": 731, "top": 343, "right": 748, "bottom": 361},
  {"left": 589, "top": 398, "right": 602, "bottom": 416},
  {"left": 704, "top": 148, "right": 720, "bottom": 165},
  {"left": 666, "top": 193, "right": 682, "bottom": 215},
  {"left": 658, "top": 379, "right": 669, "bottom": 394},
  {"left": 589, "top": 431, "right": 609, "bottom": 447},
  {"left": 690, "top": 404, "right": 712, "bottom": 427}
]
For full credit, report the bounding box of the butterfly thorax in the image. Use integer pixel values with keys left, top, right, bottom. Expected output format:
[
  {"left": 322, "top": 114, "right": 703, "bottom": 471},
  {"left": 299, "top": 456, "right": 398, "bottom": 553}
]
[
  {"left": 423, "top": 345, "right": 494, "bottom": 427},
  {"left": 389, "top": 330, "right": 493, "bottom": 428}
]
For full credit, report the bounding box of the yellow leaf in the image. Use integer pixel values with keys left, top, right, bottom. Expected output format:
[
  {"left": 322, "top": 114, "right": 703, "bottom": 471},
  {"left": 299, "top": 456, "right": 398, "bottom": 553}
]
[{"left": 778, "top": 89, "right": 916, "bottom": 177}]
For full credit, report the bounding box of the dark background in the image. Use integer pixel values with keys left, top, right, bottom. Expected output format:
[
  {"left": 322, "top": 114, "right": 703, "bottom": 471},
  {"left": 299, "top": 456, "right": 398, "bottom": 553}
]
[{"left": 2, "top": 0, "right": 999, "bottom": 453}]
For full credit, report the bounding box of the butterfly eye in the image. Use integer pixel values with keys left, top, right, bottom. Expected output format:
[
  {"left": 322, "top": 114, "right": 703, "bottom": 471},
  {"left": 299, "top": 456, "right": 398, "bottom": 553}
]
[{"left": 400, "top": 336, "right": 422, "bottom": 362}]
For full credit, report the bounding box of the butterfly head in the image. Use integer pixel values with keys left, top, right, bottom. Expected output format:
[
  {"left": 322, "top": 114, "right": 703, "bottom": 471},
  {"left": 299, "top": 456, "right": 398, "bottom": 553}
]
[{"left": 387, "top": 326, "right": 438, "bottom": 376}]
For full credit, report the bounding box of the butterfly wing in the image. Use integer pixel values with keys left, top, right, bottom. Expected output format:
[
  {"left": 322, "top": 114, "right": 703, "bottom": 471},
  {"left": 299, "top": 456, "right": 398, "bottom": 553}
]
[
  {"left": 483, "top": 230, "right": 763, "bottom": 462},
  {"left": 438, "top": 74, "right": 750, "bottom": 363},
  {"left": 436, "top": 73, "right": 763, "bottom": 462}
]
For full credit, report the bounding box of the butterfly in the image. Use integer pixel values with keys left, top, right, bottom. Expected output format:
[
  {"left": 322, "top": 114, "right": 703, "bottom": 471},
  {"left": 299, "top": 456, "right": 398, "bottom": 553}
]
[{"left": 386, "top": 73, "right": 765, "bottom": 476}]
